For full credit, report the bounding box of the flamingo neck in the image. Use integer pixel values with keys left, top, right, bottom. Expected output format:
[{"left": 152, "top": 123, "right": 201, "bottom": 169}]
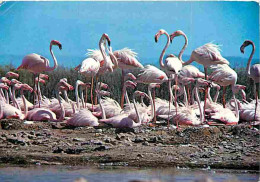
[
  {"left": 21, "top": 90, "right": 28, "bottom": 119},
  {"left": 147, "top": 86, "right": 155, "bottom": 119},
  {"left": 37, "top": 82, "right": 42, "bottom": 101},
  {"left": 75, "top": 82, "right": 80, "bottom": 109},
  {"left": 12, "top": 88, "right": 21, "bottom": 110},
  {"left": 233, "top": 94, "right": 239, "bottom": 119},
  {"left": 4, "top": 89, "right": 9, "bottom": 104},
  {"left": 213, "top": 87, "right": 220, "bottom": 103},
  {"left": 46, "top": 45, "right": 58, "bottom": 72},
  {"left": 99, "top": 38, "right": 109, "bottom": 69},
  {"left": 56, "top": 90, "right": 65, "bottom": 121},
  {"left": 159, "top": 32, "right": 170, "bottom": 68},
  {"left": 133, "top": 93, "right": 141, "bottom": 124},
  {"left": 9, "top": 87, "right": 16, "bottom": 107},
  {"left": 207, "top": 87, "right": 213, "bottom": 102},
  {"left": 182, "top": 86, "right": 188, "bottom": 106},
  {"left": 195, "top": 85, "right": 204, "bottom": 122},
  {"left": 79, "top": 86, "right": 85, "bottom": 109},
  {"left": 97, "top": 93, "right": 106, "bottom": 119},
  {"left": 246, "top": 42, "right": 255, "bottom": 77},
  {"left": 178, "top": 33, "right": 188, "bottom": 62},
  {"left": 0, "top": 89, "right": 5, "bottom": 102},
  {"left": 0, "top": 102, "right": 3, "bottom": 119}
]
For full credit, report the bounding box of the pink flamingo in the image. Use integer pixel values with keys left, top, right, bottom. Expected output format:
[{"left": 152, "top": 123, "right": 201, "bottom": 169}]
[
  {"left": 113, "top": 48, "right": 143, "bottom": 108},
  {"left": 17, "top": 40, "right": 62, "bottom": 107},
  {"left": 181, "top": 42, "right": 229, "bottom": 120},
  {"left": 99, "top": 91, "right": 149, "bottom": 128},
  {"left": 240, "top": 40, "right": 260, "bottom": 120},
  {"left": 155, "top": 29, "right": 182, "bottom": 125},
  {"left": 208, "top": 64, "right": 237, "bottom": 108}
]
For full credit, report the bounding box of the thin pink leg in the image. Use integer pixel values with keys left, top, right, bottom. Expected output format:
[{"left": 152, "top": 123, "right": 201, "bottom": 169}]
[{"left": 255, "top": 88, "right": 258, "bottom": 120}]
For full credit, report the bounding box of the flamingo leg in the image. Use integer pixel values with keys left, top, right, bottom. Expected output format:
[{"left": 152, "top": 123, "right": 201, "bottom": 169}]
[
  {"left": 85, "top": 88, "right": 88, "bottom": 108},
  {"left": 94, "top": 76, "right": 99, "bottom": 105},
  {"left": 32, "top": 73, "right": 36, "bottom": 107},
  {"left": 222, "top": 86, "right": 226, "bottom": 108},
  {"left": 203, "top": 67, "right": 208, "bottom": 123},
  {"left": 167, "top": 76, "right": 172, "bottom": 128},
  {"left": 255, "top": 86, "right": 258, "bottom": 120},
  {"left": 37, "top": 74, "right": 41, "bottom": 108},
  {"left": 91, "top": 76, "right": 94, "bottom": 111},
  {"left": 152, "top": 88, "right": 156, "bottom": 124},
  {"left": 175, "top": 75, "right": 179, "bottom": 129},
  {"left": 120, "top": 69, "right": 125, "bottom": 109}
]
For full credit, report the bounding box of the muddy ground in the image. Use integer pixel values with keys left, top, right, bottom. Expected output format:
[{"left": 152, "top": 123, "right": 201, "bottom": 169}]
[{"left": 0, "top": 119, "right": 259, "bottom": 170}]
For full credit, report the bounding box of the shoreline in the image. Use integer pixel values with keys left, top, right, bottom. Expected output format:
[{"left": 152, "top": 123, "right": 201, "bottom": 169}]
[{"left": 0, "top": 119, "right": 259, "bottom": 170}]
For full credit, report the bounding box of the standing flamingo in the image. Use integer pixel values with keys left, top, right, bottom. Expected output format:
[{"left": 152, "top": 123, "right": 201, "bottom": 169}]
[
  {"left": 113, "top": 48, "right": 143, "bottom": 108},
  {"left": 155, "top": 29, "right": 182, "bottom": 126},
  {"left": 208, "top": 64, "right": 237, "bottom": 108},
  {"left": 180, "top": 42, "right": 229, "bottom": 120},
  {"left": 240, "top": 40, "right": 260, "bottom": 120},
  {"left": 17, "top": 40, "right": 62, "bottom": 107}
]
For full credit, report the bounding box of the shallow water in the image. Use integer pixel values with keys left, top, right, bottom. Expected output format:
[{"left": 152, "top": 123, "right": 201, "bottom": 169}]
[{"left": 0, "top": 166, "right": 258, "bottom": 182}]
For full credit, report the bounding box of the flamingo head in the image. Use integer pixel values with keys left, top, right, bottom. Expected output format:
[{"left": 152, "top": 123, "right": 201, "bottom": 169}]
[
  {"left": 134, "top": 91, "right": 149, "bottom": 99},
  {"left": 102, "top": 33, "right": 111, "bottom": 46},
  {"left": 172, "top": 85, "right": 180, "bottom": 91},
  {"left": 240, "top": 40, "right": 253, "bottom": 54},
  {"left": 76, "top": 80, "right": 85, "bottom": 87},
  {"left": 21, "top": 84, "right": 33, "bottom": 93},
  {"left": 11, "top": 79, "right": 22, "bottom": 85},
  {"left": 85, "top": 82, "right": 91, "bottom": 88},
  {"left": 5, "top": 71, "right": 19, "bottom": 79},
  {"left": 125, "top": 80, "right": 137, "bottom": 89},
  {"left": 51, "top": 40, "right": 62, "bottom": 50},
  {"left": 196, "top": 78, "right": 211, "bottom": 87},
  {"left": 100, "top": 82, "right": 109, "bottom": 90},
  {"left": 74, "top": 64, "right": 81, "bottom": 71},
  {"left": 155, "top": 29, "right": 166, "bottom": 43},
  {"left": 39, "top": 73, "right": 49, "bottom": 80},
  {"left": 0, "top": 77, "right": 11, "bottom": 85},
  {"left": 58, "top": 79, "right": 74, "bottom": 90},
  {"left": 149, "top": 83, "right": 160, "bottom": 89},
  {"left": 170, "top": 30, "right": 184, "bottom": 43},
  {"left": 96, "top": 89, "right": 110, "bottom": 97},
  {"left": 0, "top": 83, "right": 9, "bottom": 90},
  {"left": 35, "top": 78, "right": 46, "bottom": 84},
  {"left": 125, "top": 73, "right": 136, "bottom": 80}
]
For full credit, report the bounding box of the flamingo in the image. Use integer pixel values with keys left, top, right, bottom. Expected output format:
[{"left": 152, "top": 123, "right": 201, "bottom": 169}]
[
  {"left": 208, "top": 64, "right": 237, "bottom": 108},
  {"left": 17, "top": 40, "right": 62, "bottom": 107},
  {"left": 181, "top": 42, "right": 229, "bottom": 120},
  {"left": 113, "top": 48, "right": 143, "bottom": 108},
  {"left": 155, "top": 29, "right": 183, "bottom": 126},
  {"left": 240, "top": 40, "right": 260, "bottom": 120},
  {"left": 0, "top": 77, "right": 11, "bottom": 104},
  {"left": 99, "top": 91, "right": 149, "bottom": 128}
]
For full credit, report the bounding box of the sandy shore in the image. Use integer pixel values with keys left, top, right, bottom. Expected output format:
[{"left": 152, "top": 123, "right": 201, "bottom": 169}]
[{"left": 0, "top": 119, "right": 259, "bottom": 170}]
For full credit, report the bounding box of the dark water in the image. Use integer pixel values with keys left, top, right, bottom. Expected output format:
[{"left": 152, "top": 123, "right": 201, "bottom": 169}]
[{"left": 0, "top": 166, "right": 258, "bottom": 182}]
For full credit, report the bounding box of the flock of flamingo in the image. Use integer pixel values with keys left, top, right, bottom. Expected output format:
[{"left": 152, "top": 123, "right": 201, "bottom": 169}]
[{"left": 0, "top": 29, "right": 259, "bottom": 129}]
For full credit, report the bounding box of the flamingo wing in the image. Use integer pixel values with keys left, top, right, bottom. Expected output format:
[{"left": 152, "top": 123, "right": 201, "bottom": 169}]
[{"left": 114, "top": 48, "right": 143, "bottom": 69}]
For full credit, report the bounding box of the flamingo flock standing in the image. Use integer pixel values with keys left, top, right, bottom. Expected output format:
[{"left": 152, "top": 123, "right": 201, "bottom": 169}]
[{"left": 0, "top": 30, "right": 258, "bottom": 129}]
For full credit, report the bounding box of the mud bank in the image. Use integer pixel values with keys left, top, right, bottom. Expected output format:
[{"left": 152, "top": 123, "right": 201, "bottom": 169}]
[{"left": 0, "top": 119, "right": 259, "bottom": 170}]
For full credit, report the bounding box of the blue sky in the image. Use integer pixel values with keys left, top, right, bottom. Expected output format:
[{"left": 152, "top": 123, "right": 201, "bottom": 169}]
[{"left": 0, "top": 1, "right": 259, "bottom": 68}]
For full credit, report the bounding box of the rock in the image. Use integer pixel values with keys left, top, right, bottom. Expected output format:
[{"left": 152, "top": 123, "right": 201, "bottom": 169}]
[
  {"left": 74, "top": 177, "right": 88, "bottom": 182},
  {"left": 6, "top": 136, "right": 28, "bottom": 146},
  {"left": 134, "top": 137, "right": 144, "bottom": 143},
  {"left": 142, "top": 141, "right": 149, "bottom": 146},
  {"left": 96, "top": 129, "right": 102, "bottom": 133},
  {"left": 137, "top": 154, "right": 144, "bottom": 158},
  {"left": 94, "top": 145, "right": 110, "bottom": 151},
  {"left": 73, "top": 138, "right": 85, "bottom": 142}
]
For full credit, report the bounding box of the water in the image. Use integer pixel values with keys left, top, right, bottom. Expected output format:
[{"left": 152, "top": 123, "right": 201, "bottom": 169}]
[{"left": 0, "top": 166, "right": 258, "bottom": 182}]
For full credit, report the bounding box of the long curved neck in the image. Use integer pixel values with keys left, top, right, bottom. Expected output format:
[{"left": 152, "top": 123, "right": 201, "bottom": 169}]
[
  {"left": 195, "top": 85, "right": 204, "bottom": 122},
  {"left": 213, "top": 87, "right": 220, "bottom": 102},
  {"left": 99, "top": 38, "right": 108, "bottom": 67},
  {"left": 97, "top": 93, "right": 106, "bottom": 119},
  {"left": 46, "top": 45, "right": 58, "bottom": 71},
  {"left": 57, "top": 90, "right": 65, "bottom": 121},
  {"left": 21, "top": 89, "right": 28, "bottom": 119},
  {"left": 9, "top": 87, "right": 15, "bottom": 106},
  {"left": 207, "top": 87, "right": 213, "bottom": 102},
  {"left": 147, "top": 87, "right": 155, "bottom": 119},
  {"left": 12, "top": 88, "right": 21, "bottom": 110},
  {"left": 0, "top": 102, "right": 3, "bottom": 119},
  {"left": 246, "top": 42, "right": 255, "bottom": 76},
  {"left": 79, "top": 87, "right": 85, "bottom": 109},
  {"left": 178, "top": 33, "right": 188, "bottom": 62},
  {"left": 233, "top": 94, "right": 239, "bottom": 119},
  {"left": 159, "top": 32, "right": 170, "bottom": 68},
  {"left": 4, "top": 89, "right": 9, "bottom": 104},
  {"left": 75, "top": 82, "right": 80, "bottom": 109},
  {"left": 182, "top": 86, "right": 188, "bottom": 106},
  {"left": 133, "top": 94, "right": 141, "bottom": 124},
  {"left": 37, "top": 82, "right": 42, "bottom": 101}
]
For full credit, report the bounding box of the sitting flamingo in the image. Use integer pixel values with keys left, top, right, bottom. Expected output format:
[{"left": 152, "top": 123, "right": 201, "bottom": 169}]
[{"left": 99, "top": 91, "right": 149, "bottom": 128}]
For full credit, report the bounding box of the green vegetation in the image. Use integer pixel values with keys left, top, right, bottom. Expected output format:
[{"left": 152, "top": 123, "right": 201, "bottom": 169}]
[{"left": 0, "top": 64, "right": 257, "bottom": 104}]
